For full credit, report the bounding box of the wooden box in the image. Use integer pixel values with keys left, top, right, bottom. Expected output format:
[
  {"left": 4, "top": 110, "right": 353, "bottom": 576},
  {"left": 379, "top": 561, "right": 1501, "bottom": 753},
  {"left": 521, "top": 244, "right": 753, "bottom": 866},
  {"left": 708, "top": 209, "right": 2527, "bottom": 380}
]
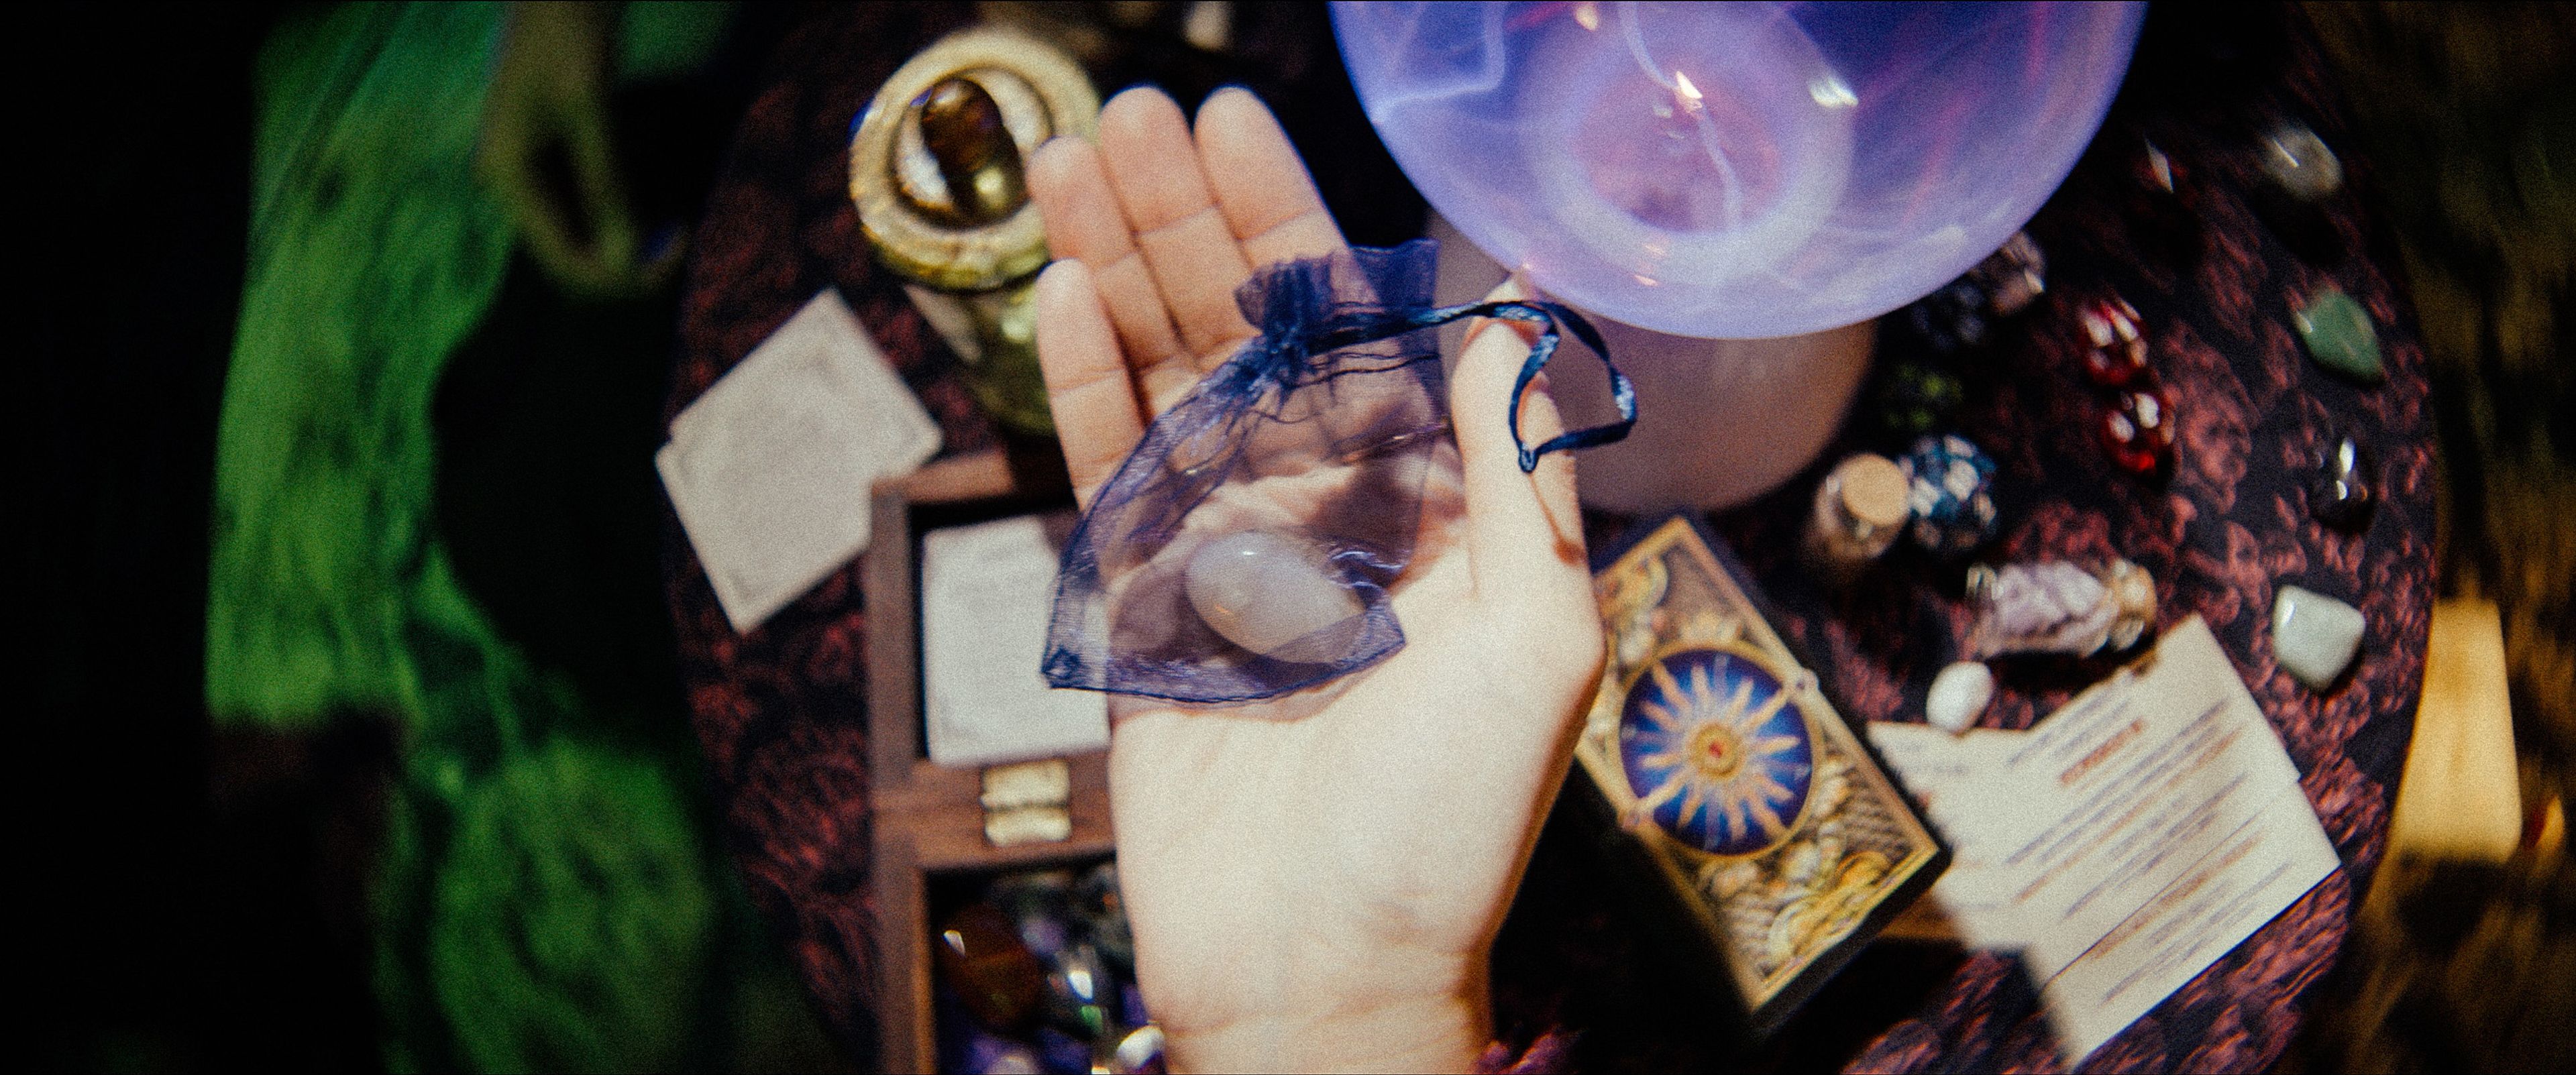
[{"left": 859, "top": 446, "right": 1115, "bottom": 1072}]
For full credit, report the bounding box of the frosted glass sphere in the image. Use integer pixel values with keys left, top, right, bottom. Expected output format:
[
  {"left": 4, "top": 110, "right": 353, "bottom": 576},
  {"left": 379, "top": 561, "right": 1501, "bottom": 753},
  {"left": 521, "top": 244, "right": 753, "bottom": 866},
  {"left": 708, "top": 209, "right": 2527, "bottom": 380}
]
[{"left": 1334, "top": 1, "right": 2144, "bottom": 339}]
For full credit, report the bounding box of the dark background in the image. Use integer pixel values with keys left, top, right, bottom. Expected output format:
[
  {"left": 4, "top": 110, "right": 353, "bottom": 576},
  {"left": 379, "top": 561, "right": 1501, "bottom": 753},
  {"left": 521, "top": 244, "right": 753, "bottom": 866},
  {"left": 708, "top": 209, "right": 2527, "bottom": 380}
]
[
  {"left": 28, "top": 3, "right": 804, "bottom": 1067},
  {"left": 32, "top": 5, "right": 279, "bottom": 1068}
]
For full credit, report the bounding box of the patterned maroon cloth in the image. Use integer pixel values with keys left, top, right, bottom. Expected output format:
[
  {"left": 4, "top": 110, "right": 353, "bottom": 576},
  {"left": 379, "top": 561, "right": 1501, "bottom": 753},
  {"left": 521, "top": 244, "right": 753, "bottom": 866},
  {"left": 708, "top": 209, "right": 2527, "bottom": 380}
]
[
  {"left": 661, "top": 3, "right": 985, "bottom": 1057},
  {"left": 665, "top": 7, "right": 2429, "bottom": 1071}
]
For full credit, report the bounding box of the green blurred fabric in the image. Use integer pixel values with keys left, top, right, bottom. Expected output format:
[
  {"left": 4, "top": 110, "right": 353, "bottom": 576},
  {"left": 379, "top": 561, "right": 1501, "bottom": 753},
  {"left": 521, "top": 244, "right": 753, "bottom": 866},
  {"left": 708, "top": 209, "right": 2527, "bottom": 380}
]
[
  {"left": 207, "top": 1, "right": 523, "bottom": 738},
  {"left": 202, "top": 4, "right": 742, "bottom": 1070}
]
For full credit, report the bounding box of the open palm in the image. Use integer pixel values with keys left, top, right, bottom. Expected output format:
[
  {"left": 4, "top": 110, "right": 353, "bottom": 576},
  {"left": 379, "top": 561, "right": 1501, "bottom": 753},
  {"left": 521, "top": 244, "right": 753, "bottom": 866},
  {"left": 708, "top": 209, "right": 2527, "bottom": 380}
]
[{"left": 1029, "top": 87, "right": 1603, "bottom": 1073}]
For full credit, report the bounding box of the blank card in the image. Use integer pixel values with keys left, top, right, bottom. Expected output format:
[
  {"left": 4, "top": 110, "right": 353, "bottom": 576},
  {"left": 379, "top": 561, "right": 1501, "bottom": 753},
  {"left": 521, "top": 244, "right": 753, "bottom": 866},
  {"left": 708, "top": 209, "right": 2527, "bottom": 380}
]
[{"left": 659, "top": 289, "right": 939, "bottom": 632}]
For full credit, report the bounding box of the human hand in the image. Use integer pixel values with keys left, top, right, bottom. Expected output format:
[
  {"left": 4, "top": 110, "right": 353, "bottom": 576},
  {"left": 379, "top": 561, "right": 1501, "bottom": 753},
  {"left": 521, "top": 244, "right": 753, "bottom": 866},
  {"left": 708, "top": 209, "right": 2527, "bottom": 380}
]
[{"left": 1028, "top": 87, "right": 1604, "bottom": 1073}]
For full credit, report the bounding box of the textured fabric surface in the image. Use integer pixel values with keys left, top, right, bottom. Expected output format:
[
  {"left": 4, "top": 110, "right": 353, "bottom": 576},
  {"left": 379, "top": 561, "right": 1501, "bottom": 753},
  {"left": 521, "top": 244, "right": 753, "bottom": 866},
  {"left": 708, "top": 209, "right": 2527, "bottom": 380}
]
[
  {"left": 207, "top": 5, "right": 720, "bottom": 1069},
  {"left": 665, "top": 6, "right": 2431, "bottom": 1071}
]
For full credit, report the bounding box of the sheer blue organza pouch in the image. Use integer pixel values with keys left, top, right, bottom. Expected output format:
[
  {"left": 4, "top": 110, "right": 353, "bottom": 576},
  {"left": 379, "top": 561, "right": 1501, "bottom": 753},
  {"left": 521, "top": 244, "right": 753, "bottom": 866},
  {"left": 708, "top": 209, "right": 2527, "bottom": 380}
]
[{"left": 1041, "top": 239, "right": 1632, "bottom": 703}]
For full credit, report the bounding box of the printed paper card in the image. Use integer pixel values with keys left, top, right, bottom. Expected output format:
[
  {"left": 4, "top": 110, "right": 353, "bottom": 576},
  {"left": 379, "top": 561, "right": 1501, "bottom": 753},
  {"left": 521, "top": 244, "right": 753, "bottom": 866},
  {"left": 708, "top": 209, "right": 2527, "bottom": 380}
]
[{"left": 1866, "top": 617, "right": 2341, "bottom": 1065}]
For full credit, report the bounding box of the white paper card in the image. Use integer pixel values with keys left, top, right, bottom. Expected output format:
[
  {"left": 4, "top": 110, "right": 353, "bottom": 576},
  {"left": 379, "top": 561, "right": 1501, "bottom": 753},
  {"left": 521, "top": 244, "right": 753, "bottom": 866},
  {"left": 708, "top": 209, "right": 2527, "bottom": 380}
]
[
  {"left": 1866, "top": 618, "right": 2339, "bottom": 1067},
  {"left": 920, "top": 514, "right": 1109, "bottom": 767},
  {"left": 1862, "top": 726, "right": 2053, "bottom": 949},
  {"left": 657, "top": 289, "right": 940, "bottom": 632}
]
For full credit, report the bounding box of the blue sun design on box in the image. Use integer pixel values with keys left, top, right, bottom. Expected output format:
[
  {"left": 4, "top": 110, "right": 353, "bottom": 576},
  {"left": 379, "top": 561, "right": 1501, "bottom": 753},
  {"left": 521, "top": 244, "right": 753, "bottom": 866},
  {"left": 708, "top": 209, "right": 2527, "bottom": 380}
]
[{"left": 1618, "top": 646, "right": 1816, "bottom": 857}]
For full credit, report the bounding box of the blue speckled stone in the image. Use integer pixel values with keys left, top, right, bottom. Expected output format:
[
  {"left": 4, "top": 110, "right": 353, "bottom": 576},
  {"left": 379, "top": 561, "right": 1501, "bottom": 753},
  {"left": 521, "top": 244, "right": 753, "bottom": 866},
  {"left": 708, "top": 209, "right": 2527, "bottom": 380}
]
[{"left": 1902, "top": 433, "right": 2000, "bottom": 557}]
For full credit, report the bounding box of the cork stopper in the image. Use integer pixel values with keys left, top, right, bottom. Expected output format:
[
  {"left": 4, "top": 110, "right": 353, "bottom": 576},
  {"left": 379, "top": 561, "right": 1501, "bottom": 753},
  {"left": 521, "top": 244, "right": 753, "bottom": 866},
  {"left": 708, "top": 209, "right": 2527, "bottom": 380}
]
[{"left": 1835, "top": 454, "right": 1910, "bottom": 529}]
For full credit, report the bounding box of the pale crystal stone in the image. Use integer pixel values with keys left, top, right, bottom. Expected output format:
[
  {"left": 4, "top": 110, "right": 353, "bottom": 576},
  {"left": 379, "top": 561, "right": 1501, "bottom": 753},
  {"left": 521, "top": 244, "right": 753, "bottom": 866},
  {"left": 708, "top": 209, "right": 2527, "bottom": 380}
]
[
  {"left": 2273, "top": 584, "right": 2365, "bottom": 690},
  {"left": 1185, "top": 532, "right": 1366, "bottom": 663},
  {"left": 1926, "top": 661, "right": 1995, "bottom": 734}
]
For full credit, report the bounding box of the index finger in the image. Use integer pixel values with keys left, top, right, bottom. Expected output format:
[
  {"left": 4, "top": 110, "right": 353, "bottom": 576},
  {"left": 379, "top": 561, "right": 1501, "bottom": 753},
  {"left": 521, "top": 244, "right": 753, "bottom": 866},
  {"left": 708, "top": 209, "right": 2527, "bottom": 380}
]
[
  {"left": 1030, "top": 136, "right": 1192, "bottom": 405},
  {"left": 1034, "top": 259, "right": 1148, "bottom": 511}
]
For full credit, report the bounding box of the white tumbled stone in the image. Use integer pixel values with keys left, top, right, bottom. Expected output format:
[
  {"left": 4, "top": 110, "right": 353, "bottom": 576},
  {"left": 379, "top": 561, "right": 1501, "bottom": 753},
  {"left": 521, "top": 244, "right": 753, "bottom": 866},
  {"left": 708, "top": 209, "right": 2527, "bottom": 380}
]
[
  {"left": 2273, "top": 584, "right": 2365, "bottom": 690},
  {"left": 1926, "top": 661, "right": 1995, "bottom": 734},
  {"left": 1185, "top": 532, "right": 1366, "bottom": 663}
]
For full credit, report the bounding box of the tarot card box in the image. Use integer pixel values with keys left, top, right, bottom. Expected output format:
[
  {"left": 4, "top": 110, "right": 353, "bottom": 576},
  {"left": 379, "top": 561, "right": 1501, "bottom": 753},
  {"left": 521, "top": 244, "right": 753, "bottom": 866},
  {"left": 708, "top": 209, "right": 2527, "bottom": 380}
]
[{"left": 1572, "top": 514, "right": 1947, "bottom": 1035}]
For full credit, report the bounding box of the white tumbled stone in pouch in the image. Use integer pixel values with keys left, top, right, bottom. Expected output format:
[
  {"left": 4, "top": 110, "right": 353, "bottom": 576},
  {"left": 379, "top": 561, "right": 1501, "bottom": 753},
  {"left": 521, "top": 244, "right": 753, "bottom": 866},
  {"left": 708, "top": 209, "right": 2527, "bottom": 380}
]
[
  {"left": 2273, "top": 584, "right": 2365, "bottom": 690},
  {"left": 1926, "top": 661, "right": 1995, "bottom": 734},
  {"left": 1185, "top": 532, "right": 1366, "bottom": 664}
]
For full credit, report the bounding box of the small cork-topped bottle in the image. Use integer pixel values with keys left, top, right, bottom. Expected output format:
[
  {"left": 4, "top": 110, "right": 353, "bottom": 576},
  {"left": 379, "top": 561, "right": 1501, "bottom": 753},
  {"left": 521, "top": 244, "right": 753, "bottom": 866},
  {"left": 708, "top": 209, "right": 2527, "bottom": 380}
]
[{"left": 1801, "top": 453, "right": 1911, "bottom": 586}]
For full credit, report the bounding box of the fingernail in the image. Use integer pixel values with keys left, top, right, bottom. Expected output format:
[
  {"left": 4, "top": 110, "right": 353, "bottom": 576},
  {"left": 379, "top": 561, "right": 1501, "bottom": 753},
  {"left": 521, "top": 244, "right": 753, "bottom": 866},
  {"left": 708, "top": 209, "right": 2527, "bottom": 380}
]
[{"left": 1107, "top": 82, "right": 1177, "bottom": 108}]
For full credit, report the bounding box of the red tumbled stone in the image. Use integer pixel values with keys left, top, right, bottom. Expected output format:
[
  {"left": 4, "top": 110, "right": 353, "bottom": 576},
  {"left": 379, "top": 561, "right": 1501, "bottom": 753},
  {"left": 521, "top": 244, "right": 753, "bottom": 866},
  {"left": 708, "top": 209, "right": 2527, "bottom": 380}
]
[
  {"left": 2100, "top": 385, "right": 2178, "bottom": 475},
  {"left": 2079, "top": 296, "right": 2152, "bottom": 388}
]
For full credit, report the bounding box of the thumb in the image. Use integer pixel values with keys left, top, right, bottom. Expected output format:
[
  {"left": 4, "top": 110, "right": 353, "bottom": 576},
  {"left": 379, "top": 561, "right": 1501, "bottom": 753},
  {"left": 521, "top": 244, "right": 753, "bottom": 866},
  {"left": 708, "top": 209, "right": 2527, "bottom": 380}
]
[{"left": 1448, "top": 277, "right": 1591, "bottom": 616}]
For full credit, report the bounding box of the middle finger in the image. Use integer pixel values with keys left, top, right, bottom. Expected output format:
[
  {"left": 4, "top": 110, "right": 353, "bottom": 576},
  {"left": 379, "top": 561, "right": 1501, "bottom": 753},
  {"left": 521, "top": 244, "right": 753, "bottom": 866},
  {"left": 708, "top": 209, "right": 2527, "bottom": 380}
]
[{"left": 1097, "top": 89, "right": 1258, "bottom": 398}]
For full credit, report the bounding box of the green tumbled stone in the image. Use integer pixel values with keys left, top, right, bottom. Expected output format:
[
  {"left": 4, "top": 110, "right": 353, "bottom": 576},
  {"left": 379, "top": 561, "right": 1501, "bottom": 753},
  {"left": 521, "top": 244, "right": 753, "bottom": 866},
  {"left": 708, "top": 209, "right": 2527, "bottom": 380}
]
[{"left": 2293, "top": 286, "right": 2384, "bottom": 383}]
